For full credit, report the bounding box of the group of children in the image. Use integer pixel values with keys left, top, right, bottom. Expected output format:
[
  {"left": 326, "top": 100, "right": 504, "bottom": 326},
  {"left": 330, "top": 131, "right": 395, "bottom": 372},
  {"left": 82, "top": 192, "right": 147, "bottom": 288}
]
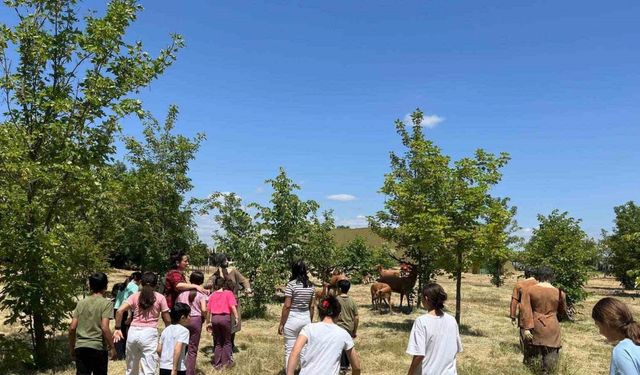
[
  {"left": 70, "top": 260, "right": 640, "bottom": 375},
  {"left": 69, "top": 268, "right": 240, "bottom": 375}
]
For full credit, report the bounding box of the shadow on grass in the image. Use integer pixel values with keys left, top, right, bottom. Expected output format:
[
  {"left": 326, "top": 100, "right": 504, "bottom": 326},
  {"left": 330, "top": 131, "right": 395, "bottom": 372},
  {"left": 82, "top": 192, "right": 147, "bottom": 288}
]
[
  {"left": 362, "top": 319, "right": 414, "bottom": 332},
  {"left": 459, "top": 324, "right": 486, "bottom": 337}
]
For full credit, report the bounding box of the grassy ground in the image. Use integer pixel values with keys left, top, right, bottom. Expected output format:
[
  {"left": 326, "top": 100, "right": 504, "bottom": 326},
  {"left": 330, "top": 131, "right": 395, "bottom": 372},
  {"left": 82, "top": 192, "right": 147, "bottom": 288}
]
[{"left": 2, "top": 271, "right": 638, "bottom": 374}]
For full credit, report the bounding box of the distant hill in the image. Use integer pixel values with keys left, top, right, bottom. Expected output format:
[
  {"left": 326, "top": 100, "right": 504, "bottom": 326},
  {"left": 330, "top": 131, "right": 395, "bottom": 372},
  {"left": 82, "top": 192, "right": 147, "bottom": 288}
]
[{"left": 330, "top": 227, "right": 395, "bottom": 248}]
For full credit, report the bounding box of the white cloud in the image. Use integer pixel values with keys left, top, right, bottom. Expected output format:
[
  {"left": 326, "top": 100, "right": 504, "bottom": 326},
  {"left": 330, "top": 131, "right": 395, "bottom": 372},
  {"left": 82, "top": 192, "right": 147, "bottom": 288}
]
[
  {"left": 403, "top": 113, "right": 445, "bottom": 128},
  {"left": 256, "top": 186, "right": 264, "bottom": 193},
  {"left": 336, "top": 215, "right": 368, "bottom": 228},
  {"left": 327, "top": 194, "right": 356, "bottom": 202}
]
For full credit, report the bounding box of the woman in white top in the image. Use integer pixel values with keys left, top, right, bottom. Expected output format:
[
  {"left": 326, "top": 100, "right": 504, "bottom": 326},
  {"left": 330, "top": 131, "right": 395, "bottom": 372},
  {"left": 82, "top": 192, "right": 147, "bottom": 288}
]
[
  {"left": 406, "top": 283, "right": 462, "bottom": 375},
  {"left": 286, "top": 295, "right": 361, "bottom": 375},
  {"left": 278, "top": 260, "right": 315, "bottom": 370}
]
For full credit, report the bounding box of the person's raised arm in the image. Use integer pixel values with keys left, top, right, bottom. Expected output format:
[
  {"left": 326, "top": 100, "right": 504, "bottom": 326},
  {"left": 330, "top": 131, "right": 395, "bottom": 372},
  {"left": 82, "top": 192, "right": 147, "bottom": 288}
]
[
  {"left": 278, "top": 296, "right": 292, "bottom": 335},
  {"left": 407, "top": 355, "right": 424, "bottom": 375},
  {"left": 285, "top": 335, "right": 308, "bottom": 375},
  {"left": 347, "top": 348, "right": 362, "bottom": 375},
  {"left": 175, "top": 282, "right": 206, "bottom": 294}
]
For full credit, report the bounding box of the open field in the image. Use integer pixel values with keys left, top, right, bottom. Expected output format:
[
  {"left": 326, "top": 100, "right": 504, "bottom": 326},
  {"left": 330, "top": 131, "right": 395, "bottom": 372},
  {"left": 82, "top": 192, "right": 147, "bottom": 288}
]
[{"left": 2, "top": 271, "right": 639, "bottom": 375}]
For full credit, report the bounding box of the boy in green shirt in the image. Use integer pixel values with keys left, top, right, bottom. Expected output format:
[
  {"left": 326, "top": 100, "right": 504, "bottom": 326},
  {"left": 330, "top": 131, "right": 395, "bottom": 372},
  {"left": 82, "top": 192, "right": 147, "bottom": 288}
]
[
  {"left": 69, "top": 272, "right": 116, "bottom": 375},
  {"left": 335, "top": 279, "right": 359, "bottom": 372}
]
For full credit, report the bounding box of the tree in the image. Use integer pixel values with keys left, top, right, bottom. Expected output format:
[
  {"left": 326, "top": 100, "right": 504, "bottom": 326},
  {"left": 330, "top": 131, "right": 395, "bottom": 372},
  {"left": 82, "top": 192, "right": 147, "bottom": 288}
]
[
  {"left": 207, "top": 192, "right": 276, "bottom": 316},
  {"left": 0, "top": 0, "right": 182, "bottom": 366},
  {"left": 475, "top": 198, "right": 521, "bottom": 287},
  {"left": 253, "top": 167, "right": 320, "bottom": 275},
  {"left": 370, "top": 110, "right": 451, "bottom": 305},
  {"left": 371, "top": 109, "right": 512, "bottom": 322},
  {"left": 606, "top": 201, "right": 640, "bottom": 289},
  {"left": 109, "top": 105, "right": 204, "bottom": 272},
  {"left": 522, "top": 210, "right": 597, "bottom": 306}
]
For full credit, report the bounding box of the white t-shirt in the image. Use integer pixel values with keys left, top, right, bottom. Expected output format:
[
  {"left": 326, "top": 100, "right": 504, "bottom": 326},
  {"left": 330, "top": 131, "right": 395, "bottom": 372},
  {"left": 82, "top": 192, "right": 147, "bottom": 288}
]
[
  {"left": 299, "top": 322, "right": 354, "bottom": 375},
  {"left": 159, "top": 324, "right": 190, "bottom": 371},
  {"left": 406, "top": 313, "right": 463, "bottom": 375}
]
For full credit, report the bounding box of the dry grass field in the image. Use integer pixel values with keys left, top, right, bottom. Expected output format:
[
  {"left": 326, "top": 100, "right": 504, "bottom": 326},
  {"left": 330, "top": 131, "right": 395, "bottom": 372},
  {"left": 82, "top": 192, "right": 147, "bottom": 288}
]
[{"left": 2, "top": 270, "right": 639, "bottom": 375}]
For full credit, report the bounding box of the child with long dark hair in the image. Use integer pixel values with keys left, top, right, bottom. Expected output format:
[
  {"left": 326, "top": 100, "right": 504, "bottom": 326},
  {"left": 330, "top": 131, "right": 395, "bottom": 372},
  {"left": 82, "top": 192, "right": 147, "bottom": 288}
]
[
  {"left": 592, "top": 297, "right": 640, "bottom": 374},
  {"left": 406, "top": 283, "right": 462, "bottom": 375},
  {"left": 176, "top": 271, "right": 208, "bottom": 375},
  {"left": 279, "top": 260, "right": 316, "bottom": 369},
  {"left": 206, "top": 276, "right": 239, "bottom": 370},
  {"left": 115, "top": 272, "right": 171, "bottom": 375},
  {"left": 286, "top": 295, "right": 361, "bottom": 375}
]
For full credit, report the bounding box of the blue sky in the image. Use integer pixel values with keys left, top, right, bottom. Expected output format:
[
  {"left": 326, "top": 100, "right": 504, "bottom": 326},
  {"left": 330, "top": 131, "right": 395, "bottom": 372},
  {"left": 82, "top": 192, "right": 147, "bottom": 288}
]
[{"left": 6, "top": 1, "right": 640, "bottom": 246}]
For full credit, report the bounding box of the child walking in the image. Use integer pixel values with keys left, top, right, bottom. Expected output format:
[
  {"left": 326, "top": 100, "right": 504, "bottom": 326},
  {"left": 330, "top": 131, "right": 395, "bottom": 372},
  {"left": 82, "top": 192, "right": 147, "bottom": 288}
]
[
  {"left": 206, "top": 276, "right": 239, "bottom": 370},
  {"left": 286, "top": 295, "right": 361, "bottom": 375},
  {"left": 114, "top": 272, "right": 171, "bottom": 375},
  {"left": 158, "top": 302, "right": 191, "bottom": 375},
  {"left": 69, "top": 272, "right": 116, "bottom": 375},
  {"left": 406, "top": 283, "right": 462, "bottom": 375},
  {"left": 592, "top": 297, "right": 640, "bottom": 375},
  {"left": 176, "top": 271, "right": 208, "bottom": 375},
  {"left": 335, "top": 279, "right": 359, "bottom": 372}
]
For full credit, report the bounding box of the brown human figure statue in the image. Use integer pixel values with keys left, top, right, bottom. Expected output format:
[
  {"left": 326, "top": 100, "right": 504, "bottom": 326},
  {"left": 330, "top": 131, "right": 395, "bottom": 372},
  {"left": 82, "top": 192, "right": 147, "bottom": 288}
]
[
  {"left": 519, "top": 267, "right": 568, "bottom": 374},
  {"left": 204, "top": 253, "right": 252, "bottom": 353},
  {"left": 510, "top": 268, "right": 539, "bottom": 349}
]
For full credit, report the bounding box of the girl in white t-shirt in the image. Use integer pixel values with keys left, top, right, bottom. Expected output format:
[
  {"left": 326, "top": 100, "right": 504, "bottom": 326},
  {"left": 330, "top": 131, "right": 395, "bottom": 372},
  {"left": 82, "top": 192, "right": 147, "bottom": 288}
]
[
  {"left": 406, "top": 283, "right": 462, "bottom": 375},
  {"left": 286, "top": 296, "right": 361, "bottom": 375}
]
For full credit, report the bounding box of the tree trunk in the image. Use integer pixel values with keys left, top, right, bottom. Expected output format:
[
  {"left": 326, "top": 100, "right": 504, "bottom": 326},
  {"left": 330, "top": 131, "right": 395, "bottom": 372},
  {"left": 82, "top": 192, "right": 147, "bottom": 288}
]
[
  {"left": 455, "top": 249, "right": 462, "bottom": 324},
  {"left": 33, "top": 310, "right": 48, "bottom": 368}
]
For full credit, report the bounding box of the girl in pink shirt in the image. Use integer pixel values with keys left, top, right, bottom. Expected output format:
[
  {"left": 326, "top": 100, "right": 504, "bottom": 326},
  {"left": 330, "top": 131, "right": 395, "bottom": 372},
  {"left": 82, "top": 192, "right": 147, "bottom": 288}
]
[
  {"left": 206, "top": 276, "right": 238, "bottom": 370},
  {"left": 176, "top": 271, "right": 208, "bottom": 375},
  {"left": 114, "top": 272, "right": 170, "bottom": 375}
]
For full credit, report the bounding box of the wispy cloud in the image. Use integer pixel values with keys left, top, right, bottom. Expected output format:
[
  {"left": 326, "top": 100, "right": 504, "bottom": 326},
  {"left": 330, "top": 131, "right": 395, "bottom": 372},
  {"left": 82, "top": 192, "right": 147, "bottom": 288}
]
[
  {"left": 403, "top": 113, "right": 445, "bottom": 128},
  {"left": 327, "top": 194, "right": 356, "bottom": 202}
]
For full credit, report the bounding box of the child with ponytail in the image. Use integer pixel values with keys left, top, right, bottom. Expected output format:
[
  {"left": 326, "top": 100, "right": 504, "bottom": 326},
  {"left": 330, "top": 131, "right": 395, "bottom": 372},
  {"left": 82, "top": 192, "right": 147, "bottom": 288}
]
[
  {"left": 115, "top": 272, "right": 171, "bottom": 375},
  {"left": 592, "top": 297, "right": 640, "bottom": 374},
  {"left": 406, "top": 283, "right": 462, "bottom": 375},
  {"left": 286, "top": 295, "right": 361, "bottom": 375}
]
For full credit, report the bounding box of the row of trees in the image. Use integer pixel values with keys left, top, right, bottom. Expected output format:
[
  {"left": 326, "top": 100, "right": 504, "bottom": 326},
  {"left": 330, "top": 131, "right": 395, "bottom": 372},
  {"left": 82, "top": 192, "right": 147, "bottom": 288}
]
[
  {"left": 204, "top": 168, "right": 394, "bottom": 316},
  {"left": 368, "top": 109, "right": 640, "bottom": 323},
  {"left": 0, "top": 0, "right": 206, "bottom": 367}
]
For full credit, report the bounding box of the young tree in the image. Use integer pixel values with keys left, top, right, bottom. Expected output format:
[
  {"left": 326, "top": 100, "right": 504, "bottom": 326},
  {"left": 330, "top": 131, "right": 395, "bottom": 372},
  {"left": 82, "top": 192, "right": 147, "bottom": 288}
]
[
  {"left": 110, "top": 106, "right": 204, "bottom": 272},
  {"left": 370, "top": 110, "right": 451, "bottom": 303},
  {"left": 475, "top": 198, "right": 521, "bottom": 287},
  {"left": 0, "top": 0, "right": 182, "bottom": 366},
  {"left": 207, "top": 192, "right": 276, "bottom": 316},
  {"left": 371, "top": 109, "right": 512, "bottom": 322},
  {"left": 253, "top": 167, "right": 320, "bottom": 275},
  {"left": 606, "top": 201, "right": 640, "bottom": 289},
  {"left": 522, "top": 210, "right": 597, "bottom": 306}
]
